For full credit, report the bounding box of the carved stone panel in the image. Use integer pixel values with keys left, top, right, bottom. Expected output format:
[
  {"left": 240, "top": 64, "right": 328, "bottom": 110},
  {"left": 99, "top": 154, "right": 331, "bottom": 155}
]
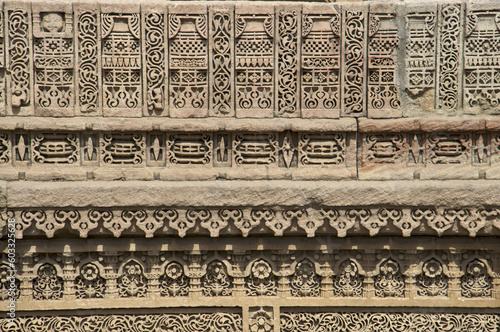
[
  {"left": 33, "top": 3, "right": 74, "bottom": 116},
  {"left": 301, "top": 3, "right": 341, "bottom": 119},
  {"left": 235, "top": 4, "right": 274, "bottom": 118},
  {"left": 169, "top": 4, "right": 208, "bottom": 118},
  {"left": 101, "top": 5, "right": 142, "bottom": 117}
]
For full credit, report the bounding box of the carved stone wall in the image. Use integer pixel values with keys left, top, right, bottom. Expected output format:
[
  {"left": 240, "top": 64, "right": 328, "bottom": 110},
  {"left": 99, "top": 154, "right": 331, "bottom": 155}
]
[{"left": 0, "top": 1, "right": 499, "bottom": 331}]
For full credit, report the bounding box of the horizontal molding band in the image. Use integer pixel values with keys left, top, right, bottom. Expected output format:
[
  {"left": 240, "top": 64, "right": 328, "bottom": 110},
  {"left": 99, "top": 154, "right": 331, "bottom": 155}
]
[{"left": 4, "top": 180, "right": 500, "bottom": 208}]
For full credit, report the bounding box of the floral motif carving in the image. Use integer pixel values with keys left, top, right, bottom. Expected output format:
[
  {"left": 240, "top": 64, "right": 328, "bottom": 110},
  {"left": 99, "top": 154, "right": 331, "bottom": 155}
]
[
  {"left": 437, "top": 4, "right": 462, "bottom": 110},
  {"left": 249, "top": 308, "right": 273, "bottom": 332},
  {"left": 0, "top": 313, "right": 243, "bottom": 332},
  {"left": 160, "top": 261, "right": 190, "bottom": 297},
  {"left": 290, "top": 259, "right": 320, "bottom": 297},
  {"left": 246, "top": 260, "right": 277, "bottom": 296},
  {"left": 33, "top": 263, "right": 64, "bottom": 300},
  {"left": 8, "top": 9, "right": 31, "bottom": 108},
  {"left": 461, "top": 259, "right": 493, "bottom": 298},
  {"left": 117, "top": 261, "right": 148, "bottom": 298},
  {"left": 416, "top": 258, "right": 448, "bottom": 297},
  {"left": 374, "top": 259, "right": 405, "bottom": 297},
  {"left": 333, "top": 260, "right": 363, "bottom": 297},
  {"left": 75, "top": 263, "right": 106, "bottom": 299},
  {"left": 210, "top": 10, "right": 232, "bottom": 116},
  {"left": 202, "top": 260, "right": 233, "bottom": 297},
  {"left": 277, "top": 10, "right": 298, "bottom": 117}
]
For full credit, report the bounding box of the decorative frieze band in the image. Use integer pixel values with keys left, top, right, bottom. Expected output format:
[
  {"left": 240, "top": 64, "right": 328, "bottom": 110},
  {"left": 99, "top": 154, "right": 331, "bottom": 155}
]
[
  {"left": 1, "top": 312, "right": 499, "bottom": 332},
  {"left": 0, "top": 313, "right": 243, "bottom": 332},
  {"left": 281, "top": 312, "right": 500, "bottom": 332},
  {"left": 0, "top": 129, "right": 354, "bottom": 172},
  {"left": 4, "top": 206, "right": 500, "bottom": 239},
  {"left": 2, "top": 124, "right": 500, "bottom": 180},
  {"left": 0, "top": 1, "right": 499, "bottom": 118},
  {"left": 1, "top": 249, "right": 498, "bottom": 303}
]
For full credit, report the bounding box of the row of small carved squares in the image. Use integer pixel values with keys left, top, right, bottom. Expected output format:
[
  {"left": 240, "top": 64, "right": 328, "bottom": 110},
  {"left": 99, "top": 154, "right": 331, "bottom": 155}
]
[
  {"left": 5, "top": 207, "right": 500, "bottom": 239},
  {"left": 0, "top": 131, "right": 346, "bottom": 167},
  {"left": 363, "top": 132, "right": 497, "bottom": 166},
  {"left": 0, "top": 2, "right": 498, "bottom": 116},
  {"left": 1, "top": 250, "right": 496, "bottom": 300},
  {"left": 1, "top": 131, "right": 500, "bottom": 168},
  {"left": 2, "top": 313, "right": 500, "bottom": 332}
]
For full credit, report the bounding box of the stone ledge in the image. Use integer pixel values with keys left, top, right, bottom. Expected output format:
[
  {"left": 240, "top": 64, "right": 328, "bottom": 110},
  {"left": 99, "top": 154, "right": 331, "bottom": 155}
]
[
  {"left": 5, "top": 180, "right": 500, "bottom": 208},
  {"left": 8, "top": 298, "right": 500, "bottom": 312},
  {"left": 0, "top": 117, "right": 358, "bottom": 132}
]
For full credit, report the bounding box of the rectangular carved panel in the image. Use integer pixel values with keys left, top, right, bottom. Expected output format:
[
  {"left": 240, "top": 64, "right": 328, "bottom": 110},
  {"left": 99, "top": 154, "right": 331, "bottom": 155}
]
[
  {"left": 142, "top": 4, "right": 167, "bottom": 116},
  {"left": 464, "top": 3, "right": 500, "bottom": 114},
  {"left": 75, "top": 3, "right": 101, "bottom": 116},
  {"left": 235, "top": 4, "right": 274, "bottom": 118},
  {"left": 404, "top": 3, "right": 437, "bottom": 115},
  {"left": 341, "top": 3, "right": 367, "bottom": 117},
  {"left": 33, "top": 3, "right": 74, "bottom": 116},
  {"left": 101, "top": 5, "right": 142, "bottom": 117},
  {"left": 301, "top": 3, "right": 341, "bottom": 119},
  {"left": 6, "top": 2, "right": 33, "bottom": 116},
  {"left": 169, "top": 4, "right": 208, "bottom": 118},
  {"left": 436, "top": 3, "right": 463, "bottom": 111},
  {"left": 276, "top": 5, "right": 301, "bottom": 118},
  {"left": 368, "top": 3, "right": 401, "bottom": 118},
  {"left": 209, "top": 5, "right": 234, "bottom": 117}
]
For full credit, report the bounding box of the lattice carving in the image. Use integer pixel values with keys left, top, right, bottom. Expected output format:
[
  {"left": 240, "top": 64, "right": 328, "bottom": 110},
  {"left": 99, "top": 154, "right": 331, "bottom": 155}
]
[
  {"left": 368, "top": 9, "right": 401, "bottom": 115},
  {"left": 235, "top": 13, "right": 274, "bottom": 117},
  {"left": 301, "top": 10, "right": 340, "bottom": 118},
  {"left": 169, "top": 12, "right": 208, "bottom": 117},
  {"left": 33, "top": 9, "right": 74, "bottom": 113},
  {"left": 405, "top": 8, "right": 436, "bottom": 96},
  {"left": 102, "top": 13, "right": 141, "bottom": 114},
  {"left": 32, "top": 133, "right": 79, "bottom": 164},
  {"left": 464, "top": 8, "right": 500, "bottom": 113}
]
